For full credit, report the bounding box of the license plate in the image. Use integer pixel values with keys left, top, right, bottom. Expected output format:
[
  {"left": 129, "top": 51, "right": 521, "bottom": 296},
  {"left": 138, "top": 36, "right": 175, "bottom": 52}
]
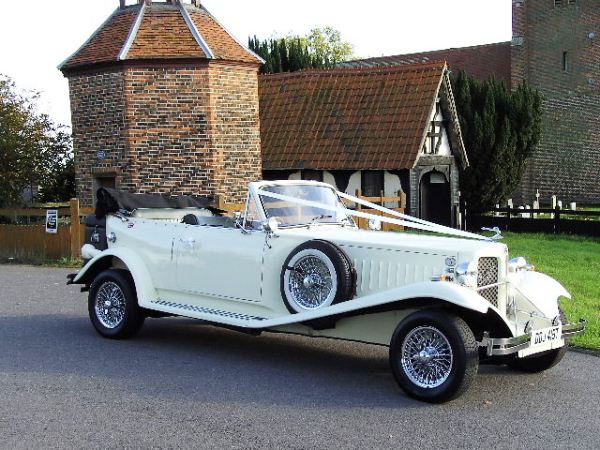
[{"left": 530, "top": 326, "right": 562, "bottom": 347}]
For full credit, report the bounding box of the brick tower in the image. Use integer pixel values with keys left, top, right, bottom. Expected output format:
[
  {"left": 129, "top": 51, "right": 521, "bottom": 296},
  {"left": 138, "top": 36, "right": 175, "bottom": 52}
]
[
  {"left": 511, "top": 0, "right": 600, "bottom": 203},
  {"left": 60, "top": 0, "right": 263, "bottom": 205}
]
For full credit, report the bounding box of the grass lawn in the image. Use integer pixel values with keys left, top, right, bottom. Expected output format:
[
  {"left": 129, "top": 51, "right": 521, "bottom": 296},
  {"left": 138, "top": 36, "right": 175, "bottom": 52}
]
[{"left": 502, "top": 232, "right": 600, "bottom": 351}]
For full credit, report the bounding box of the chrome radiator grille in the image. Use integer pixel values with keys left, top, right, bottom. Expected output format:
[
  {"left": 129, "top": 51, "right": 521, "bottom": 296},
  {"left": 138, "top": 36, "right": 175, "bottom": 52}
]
[{"left": 477, "top": 257, "right": 499, "bottom": 307}]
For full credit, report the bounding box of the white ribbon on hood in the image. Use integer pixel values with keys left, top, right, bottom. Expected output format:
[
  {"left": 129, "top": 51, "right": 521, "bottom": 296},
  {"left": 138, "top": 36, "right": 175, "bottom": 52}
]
[{"left": 257, "top": 188, "right": 488, "bottom": 241}]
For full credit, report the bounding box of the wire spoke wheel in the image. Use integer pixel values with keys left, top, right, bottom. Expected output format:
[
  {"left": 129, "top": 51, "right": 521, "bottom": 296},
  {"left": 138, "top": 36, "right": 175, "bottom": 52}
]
[
  {"left": 286, "top": 253, "right": 335, "bottom": 310},
  {"left": 94, "top": 281, "right": 126, "bottom": 329},
  {"left": 401, "top": 326, "right": 453, "bottom": 389},
  {"left": 281, "top": 241, "right": 353, "bottom": 314}
]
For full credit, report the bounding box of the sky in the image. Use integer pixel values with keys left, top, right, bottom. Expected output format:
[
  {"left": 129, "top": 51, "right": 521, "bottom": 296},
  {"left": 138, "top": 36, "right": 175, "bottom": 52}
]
[{"left": 0, "top": 0, "right": 511, "bottom": 128}]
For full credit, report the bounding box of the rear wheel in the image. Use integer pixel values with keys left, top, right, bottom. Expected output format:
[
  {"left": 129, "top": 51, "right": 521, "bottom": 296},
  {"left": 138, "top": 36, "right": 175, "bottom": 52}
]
[
  {"left": 88, "top": 269, "right": 145, "bottom": 339},
  {"left": 389, "top": 310, "right": 479, "bottom": 403}
]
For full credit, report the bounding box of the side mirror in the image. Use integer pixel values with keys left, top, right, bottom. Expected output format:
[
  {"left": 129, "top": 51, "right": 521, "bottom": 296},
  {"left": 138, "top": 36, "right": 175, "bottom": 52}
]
[{"left": 234, "top": 211, "right": 250, "bottom": 234}]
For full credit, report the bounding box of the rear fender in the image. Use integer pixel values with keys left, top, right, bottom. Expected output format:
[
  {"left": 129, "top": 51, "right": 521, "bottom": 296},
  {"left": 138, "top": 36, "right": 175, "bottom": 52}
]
[{"left": 72, "top": 249, "right": 157, "bottom": 306}]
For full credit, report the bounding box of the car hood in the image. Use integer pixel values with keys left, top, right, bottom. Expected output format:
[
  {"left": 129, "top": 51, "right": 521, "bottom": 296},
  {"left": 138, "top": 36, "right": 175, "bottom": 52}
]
[{"left": 278, "top": 226, "right": 506, "bottom": 257}]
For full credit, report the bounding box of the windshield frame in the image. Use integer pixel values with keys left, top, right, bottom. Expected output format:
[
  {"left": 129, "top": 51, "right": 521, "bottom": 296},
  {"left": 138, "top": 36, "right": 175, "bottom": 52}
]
[{"left": 248, "top": 181, "right": 354, "bottom": 230}]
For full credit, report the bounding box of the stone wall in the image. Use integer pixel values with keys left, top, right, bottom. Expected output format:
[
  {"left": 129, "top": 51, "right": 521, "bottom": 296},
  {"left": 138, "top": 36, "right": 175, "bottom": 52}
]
[{"left": 512, "top": 0, "right": 600, "bottom": 204}]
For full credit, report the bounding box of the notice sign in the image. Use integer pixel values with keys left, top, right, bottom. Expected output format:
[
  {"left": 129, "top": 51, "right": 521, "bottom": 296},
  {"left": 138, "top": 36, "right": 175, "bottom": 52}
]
[{"left": 45, "top": 210, "right": 58, "bottom": 234}]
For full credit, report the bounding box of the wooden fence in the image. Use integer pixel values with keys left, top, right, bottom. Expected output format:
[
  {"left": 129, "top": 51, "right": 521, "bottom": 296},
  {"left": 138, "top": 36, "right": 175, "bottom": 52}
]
[
  {"left": 0, "top": 199, "right": 93, "bottom": 261},
  {"left": 350, "top": 190, "right": 406, "bottom": 231},
  {"left": 0, "top": 190, "right": 407, "bottom": 261},
  {"left": 466, "top": 207, "right": 600, "bottom": 237}
]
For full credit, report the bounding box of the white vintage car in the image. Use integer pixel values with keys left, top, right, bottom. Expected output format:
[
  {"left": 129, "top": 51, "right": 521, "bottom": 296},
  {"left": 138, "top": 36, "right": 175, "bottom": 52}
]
[{"left": 68, "top": 180, "right": 585, "bottom": 403}]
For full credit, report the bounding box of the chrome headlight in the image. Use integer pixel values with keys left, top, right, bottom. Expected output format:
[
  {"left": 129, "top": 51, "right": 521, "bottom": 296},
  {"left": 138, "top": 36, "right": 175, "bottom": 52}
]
[
  {"left": 456, "top": 261, "right": 478, "bottom": 288},
  {"left": 508, "top": 256, "right": 535, "bottom": 273}
]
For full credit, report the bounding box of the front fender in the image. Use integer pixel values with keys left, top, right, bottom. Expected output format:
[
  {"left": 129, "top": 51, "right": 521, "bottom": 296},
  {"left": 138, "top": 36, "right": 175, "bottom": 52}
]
[
  {"left": 266, "top": 280, "right": 499, "bottom": 329},
  {"left": 72, "top": 248, "right": 157, "bottom": 306},
  {"left": 508, "top": 271, "right": 570, "bottom": 318},
  {"left": 364, "top": 281, "right": 493, "bottom": 314}
]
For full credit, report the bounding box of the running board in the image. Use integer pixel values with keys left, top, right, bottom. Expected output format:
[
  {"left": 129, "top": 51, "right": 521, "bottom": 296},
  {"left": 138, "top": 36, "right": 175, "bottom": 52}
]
[{"left": 150, "top": 300, "right": 268, "bottom": 325}]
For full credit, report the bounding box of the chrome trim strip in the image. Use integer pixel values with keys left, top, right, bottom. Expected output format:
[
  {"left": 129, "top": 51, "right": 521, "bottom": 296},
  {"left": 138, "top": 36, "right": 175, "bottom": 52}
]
[
  {"left": 118, "top": 2, "right": 147, "bottom": 61},
  {"left": 179, "top": 3, "right": 215, "bottom": 59},
  {"left": 562, "top": 319, "right": 586, "bottom": 337}
]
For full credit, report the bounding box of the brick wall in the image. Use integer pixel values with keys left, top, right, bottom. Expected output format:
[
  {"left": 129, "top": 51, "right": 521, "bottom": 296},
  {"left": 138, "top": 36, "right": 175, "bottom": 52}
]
[
  {"left": 512, "top": 0, "right": 600, "bottom": 204},
  {"left": 68, "top": 70, "right": 127, "bottom": 206},
  {"left": 208, "top": 63, "right": 262, "bottom": 203},
  {"left": 68, "top": 62, "right": 261, "bottom": 206},
  {"left": 121, "top": 66, "right": 213, "bottom": 197}
]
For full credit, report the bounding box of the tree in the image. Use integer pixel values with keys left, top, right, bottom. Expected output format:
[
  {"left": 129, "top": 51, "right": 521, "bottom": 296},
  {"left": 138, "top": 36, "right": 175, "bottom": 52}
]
[
  {"left": 249, "top": 27, "right": 354, "bottom": 74},
  {"left": 307, "top": 27, "right": 354, "bottom": 67},
  {"left": 451, "top": 71, "right": 543, "bottom": 211},
  {"left": 0, "top": 75, "right": 74, "bottom": 207}
]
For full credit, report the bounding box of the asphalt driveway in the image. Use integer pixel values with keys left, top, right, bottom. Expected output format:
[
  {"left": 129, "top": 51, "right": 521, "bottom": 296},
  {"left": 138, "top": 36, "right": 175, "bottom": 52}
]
[{"left": 0, "top": 264, "right": 598, "bottom": 449}]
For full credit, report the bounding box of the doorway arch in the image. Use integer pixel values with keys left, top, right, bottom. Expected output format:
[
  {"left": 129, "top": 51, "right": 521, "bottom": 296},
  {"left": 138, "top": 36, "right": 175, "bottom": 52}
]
[{"left": 419, "top": 171, "right": 451, "bottom": 226}]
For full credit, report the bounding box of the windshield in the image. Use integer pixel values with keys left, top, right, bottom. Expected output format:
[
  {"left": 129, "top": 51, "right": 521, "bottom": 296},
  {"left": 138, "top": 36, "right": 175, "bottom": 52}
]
[{"left": 259, "top": 184, "right": 352, "bottom": 228}]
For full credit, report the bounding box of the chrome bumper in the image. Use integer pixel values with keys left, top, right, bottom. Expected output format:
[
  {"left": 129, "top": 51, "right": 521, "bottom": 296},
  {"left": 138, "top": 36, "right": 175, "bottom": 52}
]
[{"left": 481, "top": 319, "right": 586, "bottom": 357}]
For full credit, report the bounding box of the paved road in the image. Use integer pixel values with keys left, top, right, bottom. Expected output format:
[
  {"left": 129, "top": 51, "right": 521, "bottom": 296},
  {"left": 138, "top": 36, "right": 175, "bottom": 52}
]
[{"left": 0, "top": 264, "right": 598, "bottom": 449}]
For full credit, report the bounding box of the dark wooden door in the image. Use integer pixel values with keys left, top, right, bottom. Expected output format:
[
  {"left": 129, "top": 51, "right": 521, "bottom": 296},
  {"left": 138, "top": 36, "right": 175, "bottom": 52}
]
[{"left": 420, "top": 172, "right": 451, "bottom": 226}]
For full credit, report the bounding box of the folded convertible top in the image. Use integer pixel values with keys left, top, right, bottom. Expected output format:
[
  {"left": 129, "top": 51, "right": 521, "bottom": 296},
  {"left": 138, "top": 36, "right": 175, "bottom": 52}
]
[{"left": 94, "top": 187, "right": 218, "bottom": 219}]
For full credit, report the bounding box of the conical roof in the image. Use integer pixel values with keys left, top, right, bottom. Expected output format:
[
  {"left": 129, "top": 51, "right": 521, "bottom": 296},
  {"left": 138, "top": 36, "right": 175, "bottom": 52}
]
[{"left": 59, "top": 1, "right": 263, "bottom": 72}]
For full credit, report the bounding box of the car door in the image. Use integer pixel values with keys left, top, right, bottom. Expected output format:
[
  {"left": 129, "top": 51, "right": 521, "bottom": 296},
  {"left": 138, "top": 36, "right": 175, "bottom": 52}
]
[{"left": 175, "top": 225, "right": 266, "bottom": 303}]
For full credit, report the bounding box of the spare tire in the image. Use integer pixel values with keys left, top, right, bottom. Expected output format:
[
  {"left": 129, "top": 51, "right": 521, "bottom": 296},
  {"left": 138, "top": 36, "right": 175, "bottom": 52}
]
[{"left": 280, "top": 240, "right": 354, "bottom": 313}]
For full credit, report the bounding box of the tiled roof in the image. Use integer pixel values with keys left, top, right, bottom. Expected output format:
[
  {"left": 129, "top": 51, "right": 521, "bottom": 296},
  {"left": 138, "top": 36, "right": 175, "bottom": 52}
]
[
  {"left": 60, "top": 2, "right": 262, "bottom": 71},
  {"left": 339, "top": 42, "right": 512, "bottom": 86},
  {"left": 260, "top": 62, "right": 447, "bottom": 171},
  {"left": 62, "top": 8, "right": 138, "bottom": 68},
  {"left": 127, "top": 7, "right": 205, "bottom": 59}
]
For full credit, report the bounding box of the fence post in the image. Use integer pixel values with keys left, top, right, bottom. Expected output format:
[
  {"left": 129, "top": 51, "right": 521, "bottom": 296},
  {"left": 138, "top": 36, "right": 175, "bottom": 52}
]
[
  {"left": 399, "top": 190, "right": 406, "bottom": 210},
  {"left": 355, "top": 189, "right": 363, "bottom": 229},
  {"left": 70, "top": 198, "right": 81, "bottom": 259}
]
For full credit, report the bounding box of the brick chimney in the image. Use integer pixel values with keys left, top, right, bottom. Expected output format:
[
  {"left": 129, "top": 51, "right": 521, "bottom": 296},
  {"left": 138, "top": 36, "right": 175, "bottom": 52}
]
[{"left": 59, "top": 1, "right": 264, "bottom": 205}]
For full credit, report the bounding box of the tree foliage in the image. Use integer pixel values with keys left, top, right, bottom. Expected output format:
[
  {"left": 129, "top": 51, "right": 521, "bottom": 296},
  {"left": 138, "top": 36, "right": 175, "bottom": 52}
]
[
  {"left": 249, "top": 27, "right": 354, "bottom": 74},
  {"left": 0, "top": 75, "right": 74, "bottom": 207},
  {"left": 451, "top": 71, "right": 543, "bottom": 211}
]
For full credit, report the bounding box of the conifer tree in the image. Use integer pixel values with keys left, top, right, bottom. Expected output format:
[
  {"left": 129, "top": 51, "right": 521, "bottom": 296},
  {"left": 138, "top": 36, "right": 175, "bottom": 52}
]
[{"left": 451, "top": 71, "right": 543, "bottom": 211}]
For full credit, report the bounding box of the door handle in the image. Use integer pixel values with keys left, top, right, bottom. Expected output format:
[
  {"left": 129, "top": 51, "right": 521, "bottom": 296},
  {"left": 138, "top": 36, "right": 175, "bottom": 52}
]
[{"left": 179, "top": 237, "right": 196, "bottom": 249}]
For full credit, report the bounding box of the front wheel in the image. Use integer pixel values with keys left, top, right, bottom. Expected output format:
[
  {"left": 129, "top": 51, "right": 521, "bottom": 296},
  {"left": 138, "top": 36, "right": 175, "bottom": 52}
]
[
  {"left": 507, "top": 346, "right": 567, "bottom": 373},
  {"left": 389, "top": 310, "right": 479, "bottom": 403},
  {"left": 88, "top": 269, "right": 145, "bottom": 339}
]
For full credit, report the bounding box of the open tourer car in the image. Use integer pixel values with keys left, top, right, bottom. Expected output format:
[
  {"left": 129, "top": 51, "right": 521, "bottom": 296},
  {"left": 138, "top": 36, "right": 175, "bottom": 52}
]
[{"left": 68, "top": 180, "right": 585, "bottom": 403}]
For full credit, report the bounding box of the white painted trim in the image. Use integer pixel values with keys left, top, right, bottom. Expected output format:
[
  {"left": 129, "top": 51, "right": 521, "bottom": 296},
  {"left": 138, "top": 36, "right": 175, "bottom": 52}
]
[
  {"left": 442, "top": 70, "right": 469, "bottom": 168},
  {"left": 179, "top": 3, "right": 214, "bottom": 59},
  {"left": 58, "top": 7, "right": 121, "bottom": 70},
  {"left": 118, "top": 2, "right": 147, "bottom": 61},
  {"left": 413, "top": 65, "right": 445, "bottom": 169},
  {"left": 200, "top": 4, "right": 265, "bottom": 64}
]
